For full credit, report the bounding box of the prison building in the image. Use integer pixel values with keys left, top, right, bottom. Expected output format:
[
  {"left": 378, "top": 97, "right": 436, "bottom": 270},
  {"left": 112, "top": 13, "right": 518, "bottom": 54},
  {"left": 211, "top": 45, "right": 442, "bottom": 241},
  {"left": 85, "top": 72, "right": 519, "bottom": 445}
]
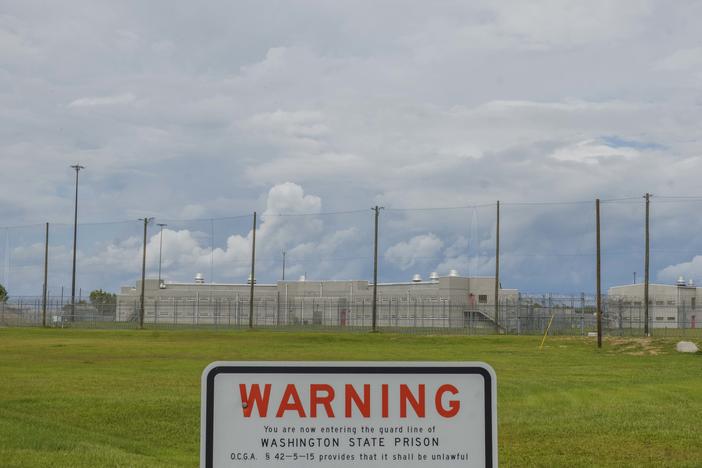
[
  {"left": 607, "top": 276, "right": 700, "bottom": 329},
  {"left": 116, "top": 271, "right": 519, "bottom": 329}
]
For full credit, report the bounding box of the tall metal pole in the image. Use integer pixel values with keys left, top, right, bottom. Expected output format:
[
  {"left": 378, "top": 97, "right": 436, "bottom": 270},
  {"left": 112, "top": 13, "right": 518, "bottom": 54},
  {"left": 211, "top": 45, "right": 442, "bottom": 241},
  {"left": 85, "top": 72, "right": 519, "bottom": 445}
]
[
  {"left": 596, "top": 198, "right": 602, "bottom": 348},
  {"left": 644, "top": 193, "right": 651, "bottom": 336},
  {"left": 139, "top": 217, "right": 153, "bottom": 329},
  {"left": 281, "top": 250, "right": 286, "bottom": 281},
  {"left": 157, "top": 223, "right": 167, "bottom": 285},
  {"left": 69, "top": 164, "right": 84, "bottom": 322},
  {"left": 42, "top": 222, "right": 49, "bottom": 327},
  {"left": 249, "top": 212, "right": 257, "bottom": 328},
  {"left": 372, "top": 206, "right": 382, "bottom": 332},
  {"left": 210, "top": 218, "right": 214, "bottom": 284},
  {"left": 494, "top": 200, "right": 500, "bottom": 334}
]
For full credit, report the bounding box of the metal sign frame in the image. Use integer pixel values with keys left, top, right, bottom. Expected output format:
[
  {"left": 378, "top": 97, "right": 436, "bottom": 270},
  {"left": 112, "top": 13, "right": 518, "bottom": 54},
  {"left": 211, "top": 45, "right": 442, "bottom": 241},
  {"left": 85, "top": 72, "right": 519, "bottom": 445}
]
[{"left": 201, "top": 361, "right": 497, "bottom": 467}]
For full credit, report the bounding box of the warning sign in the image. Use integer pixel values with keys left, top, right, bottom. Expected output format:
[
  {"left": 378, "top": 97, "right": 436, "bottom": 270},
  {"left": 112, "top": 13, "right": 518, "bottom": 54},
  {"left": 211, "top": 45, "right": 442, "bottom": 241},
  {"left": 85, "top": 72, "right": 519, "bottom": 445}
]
[{"left": 200, "top": 362, "right": 497, "bottom": 467}]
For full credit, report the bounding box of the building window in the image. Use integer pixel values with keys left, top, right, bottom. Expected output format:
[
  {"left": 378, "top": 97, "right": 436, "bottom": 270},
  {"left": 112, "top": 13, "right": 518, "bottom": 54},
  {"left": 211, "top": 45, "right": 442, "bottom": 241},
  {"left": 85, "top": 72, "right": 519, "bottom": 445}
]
[
  {"left": 478, "top": 295, "right": 488, "bottom": 304},
  {"left": 692, "top": 298, "right": 696, "bottom": 310},
  {"left": 656, "top": 301, "right": 664, "bottom": 306},
  {"left": 655, "top": 317, "right": 664, "bottom": 321},
  {"left": 667, "top": 317, "right": 676, "bottom": 321}
]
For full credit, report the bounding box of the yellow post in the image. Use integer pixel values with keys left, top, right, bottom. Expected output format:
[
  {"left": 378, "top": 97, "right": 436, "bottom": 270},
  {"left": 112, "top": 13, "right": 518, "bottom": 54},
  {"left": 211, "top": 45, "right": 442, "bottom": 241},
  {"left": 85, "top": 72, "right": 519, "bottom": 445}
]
[{"left": 539, "top": 313, "right": 556, "bottom": 350}]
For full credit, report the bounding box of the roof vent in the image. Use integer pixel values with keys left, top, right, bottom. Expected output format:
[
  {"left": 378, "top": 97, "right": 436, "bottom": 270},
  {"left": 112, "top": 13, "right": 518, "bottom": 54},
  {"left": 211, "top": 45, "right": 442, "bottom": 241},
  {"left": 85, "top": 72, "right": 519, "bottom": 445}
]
[
  {"left": 298, "top": 275, "right": 306, "bottom": 282},
  {"left": 412, "top": 274, "right": 422, "bottom": 283},
  {"left": 194, "top": 273, "right": 204, "bottom": 284},
  {"left": 677, "top": 276, "right": 686, "bottom": 286},
  {"left": 688, "top": 279, "right": 695, "bottom": 287},
  {"left": 429, "top": 271, "right": 439, "bottom": 281},
  {"left": 247, "top": 274, "right": 256, "bottom": 285},
  {"left": 449, "top": 269, "right": 459, "bottom": 277}
]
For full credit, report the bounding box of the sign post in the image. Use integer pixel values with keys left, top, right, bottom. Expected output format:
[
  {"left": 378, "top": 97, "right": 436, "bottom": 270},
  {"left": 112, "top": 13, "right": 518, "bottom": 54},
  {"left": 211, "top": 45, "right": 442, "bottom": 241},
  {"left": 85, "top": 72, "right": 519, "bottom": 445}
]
[{"left": 201, "top": 362, "right": 497, "bottom": 467}]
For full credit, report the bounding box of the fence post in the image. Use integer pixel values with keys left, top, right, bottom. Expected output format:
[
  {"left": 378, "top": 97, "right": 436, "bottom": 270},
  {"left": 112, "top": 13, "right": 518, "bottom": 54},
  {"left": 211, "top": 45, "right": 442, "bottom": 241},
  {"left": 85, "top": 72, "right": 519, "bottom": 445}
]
[
  {"left": 494, "top": 200, "right": 500, "bottom": 334},
  {"left": 517, "top": 296, "right": 521, "bottom": 335},
  {"left": 371, "top": 206, "right": 383, "bottom": 332},
  {"left": 596, "top": 198, "right": 602, "bottom": 348},
  {"left": 249, "top": 211, "right": 256, "bottom": 329},
  {"left": 644, "top": 192, "right": 651, "bottom": 336},
  {"left": 138, "top": 216, "right": 153, "bottom": 329},
  {"left": 42, "top": 222, "right": 49, "bottom": 327}
]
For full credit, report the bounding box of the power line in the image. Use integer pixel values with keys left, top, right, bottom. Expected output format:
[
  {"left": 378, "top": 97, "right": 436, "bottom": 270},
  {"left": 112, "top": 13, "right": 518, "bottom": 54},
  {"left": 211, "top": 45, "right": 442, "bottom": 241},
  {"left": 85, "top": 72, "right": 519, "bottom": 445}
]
[
  {"left": 385, "top": 203, "right": 495, "bottom": 212},
  {"left": 262, "top": 209, "right": 369, "bottom": 217},
  {"left": 600, "top": 197, "right": 644, "bottom": 203},
  {"left": 7, "top": 194, "right": 702, "bottom": 228},
  {"left": 502, "top": 200, "right": 593, "bottom": 206}
]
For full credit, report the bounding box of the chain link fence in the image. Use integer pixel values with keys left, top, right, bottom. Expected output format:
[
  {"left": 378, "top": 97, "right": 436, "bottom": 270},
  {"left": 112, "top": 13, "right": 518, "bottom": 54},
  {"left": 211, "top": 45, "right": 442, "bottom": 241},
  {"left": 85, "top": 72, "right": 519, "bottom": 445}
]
[
  {"left": 2, "top": 196, "right": 702, "bottom": 339},
  {"left": 3, "top": 293, "right": 700, "bottom": 338}
]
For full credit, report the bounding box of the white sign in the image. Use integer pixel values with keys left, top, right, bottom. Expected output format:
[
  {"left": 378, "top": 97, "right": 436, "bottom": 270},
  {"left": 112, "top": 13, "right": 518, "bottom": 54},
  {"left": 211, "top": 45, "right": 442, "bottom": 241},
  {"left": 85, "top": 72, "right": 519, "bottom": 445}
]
[{"left": 201, "top": 362, "right": 497, "bottom": 468}]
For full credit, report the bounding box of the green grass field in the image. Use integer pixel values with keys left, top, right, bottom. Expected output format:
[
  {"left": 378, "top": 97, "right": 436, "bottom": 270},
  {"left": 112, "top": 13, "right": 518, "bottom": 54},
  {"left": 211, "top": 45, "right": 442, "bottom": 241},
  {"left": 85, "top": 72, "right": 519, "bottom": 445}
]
[{"left": 0, "top": 328, "right": 700, "bottom": 467}]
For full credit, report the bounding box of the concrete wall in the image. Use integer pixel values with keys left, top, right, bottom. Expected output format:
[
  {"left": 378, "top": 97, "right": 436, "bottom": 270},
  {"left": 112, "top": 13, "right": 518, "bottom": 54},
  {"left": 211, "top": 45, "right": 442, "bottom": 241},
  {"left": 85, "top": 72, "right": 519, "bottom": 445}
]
[
  {"left": 607, "top": 283, "right": 701, "bottom": 328},
  {"left": 116, "top": 276, "right": 518, "bottom": 328}
]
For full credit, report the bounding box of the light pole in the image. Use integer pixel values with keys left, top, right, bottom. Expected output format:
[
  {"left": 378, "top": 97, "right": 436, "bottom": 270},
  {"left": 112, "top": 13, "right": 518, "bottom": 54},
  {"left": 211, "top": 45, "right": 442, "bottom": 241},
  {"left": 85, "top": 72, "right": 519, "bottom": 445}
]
[
  {"left": 248, "top": 212, "right": 256, "bottom": 329},
  {"left": 157, "top": 223, "right": 167, "bottom": 285},
  {"left": 371, "top": 206, "right": 383, "bottom": 332},
  {"left": 139, "top": 217, "right": 154, "bottom": 329},
  {"left": 70, "top": 164, "right": 84, "bottom": 321}
]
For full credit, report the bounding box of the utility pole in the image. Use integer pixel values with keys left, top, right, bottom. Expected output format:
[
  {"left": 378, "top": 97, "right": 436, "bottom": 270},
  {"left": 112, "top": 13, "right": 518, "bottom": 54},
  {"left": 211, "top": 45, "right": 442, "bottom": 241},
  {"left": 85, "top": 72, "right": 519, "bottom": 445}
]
[
  {"left": 42, "top": 222, "right": 49, "bottom": 327},
  {"left": 644, "top": 193, "right": 651, "bottom": 336},
  {"left": 210, "top": 218, "right": 214, "bottom": 284},
  {"left": 138, "top": 217, "right": 154, "bottom": 329},
  {"left": 157, "top": 223, "right": 167, "bottom": 285},
  {"left": 372, "top": 206, "right": 383, "bottom": 332},
  {"left": 281, "top": 250, "right": 286, "bottom": 281},
  {"left": 69, "top": 164, "right": 84, "bottom": 322},
  {"left": 494, "top": 200, "right": 500, "bottom": 334},
  {"left": 249, "top": 212, "right": 257, "bottom": 329},
  {"left": 596, "top": 198, "right": 602, "bottom": 348}
]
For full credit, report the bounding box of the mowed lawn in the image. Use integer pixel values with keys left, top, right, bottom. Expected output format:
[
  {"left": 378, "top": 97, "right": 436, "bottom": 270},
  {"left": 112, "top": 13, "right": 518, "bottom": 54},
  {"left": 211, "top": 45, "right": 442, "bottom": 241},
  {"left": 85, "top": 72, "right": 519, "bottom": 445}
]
[{"left": 0, "top": 328, "right": 700, "bottom": 467}]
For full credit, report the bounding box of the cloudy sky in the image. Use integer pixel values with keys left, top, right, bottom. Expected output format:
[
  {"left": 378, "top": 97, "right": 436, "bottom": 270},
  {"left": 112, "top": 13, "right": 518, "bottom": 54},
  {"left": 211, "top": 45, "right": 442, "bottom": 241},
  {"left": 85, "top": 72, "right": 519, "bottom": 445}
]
[{"left": 2, "top": 0, "right": 702, "bottom": 296}]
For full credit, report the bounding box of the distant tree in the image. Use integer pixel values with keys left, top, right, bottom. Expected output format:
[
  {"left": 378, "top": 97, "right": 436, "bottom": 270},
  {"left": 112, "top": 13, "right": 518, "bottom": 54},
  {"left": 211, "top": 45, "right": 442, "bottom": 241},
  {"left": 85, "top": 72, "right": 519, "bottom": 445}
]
[
  {"left": 89, "top": 289, "right": 116, "bottom": 306},
  {"left": 0, "top": 283, "right": 7, "bottom": 302},
  {"left": 89, "top": 289, "right": 117, "bottom": 316}
]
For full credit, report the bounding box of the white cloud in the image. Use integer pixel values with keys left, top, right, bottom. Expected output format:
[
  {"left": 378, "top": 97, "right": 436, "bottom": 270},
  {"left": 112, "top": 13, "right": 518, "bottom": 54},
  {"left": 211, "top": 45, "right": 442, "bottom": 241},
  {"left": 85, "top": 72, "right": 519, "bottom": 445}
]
[
  {"left": 263, "top": 182, "right": 321, "bottom": 215},
  {"left": 490, "top": 0, "right": 653, "bottom": 49},
  {"left": 0, "top": 17, "right": 40, "bottom": 60},
  {"left": 68, "top": 93, "right": 136, "bottom": 108},
  {"left": 27, "top": 182, "right": 367, "bottom": 288},
  {"left": 2, "top": 1, "right": 702, "bottom": 295},
  {"left": 551, "top": 139, "right": 640, "bottom": 164},
  {"left": 658, "top": 257, "right": 702, "bottom": 285},
  {"left": 178, "top": 204, "right": 207, "bottom": 220},
  {"left": 385, "top": 234, "right": 444, "bottom": 270},
  {"left": 247, "top": 110, "right": 329, "bottom": 141},
  {"left": 656, "top": 47, "right": 702, "bottom": 71}
]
